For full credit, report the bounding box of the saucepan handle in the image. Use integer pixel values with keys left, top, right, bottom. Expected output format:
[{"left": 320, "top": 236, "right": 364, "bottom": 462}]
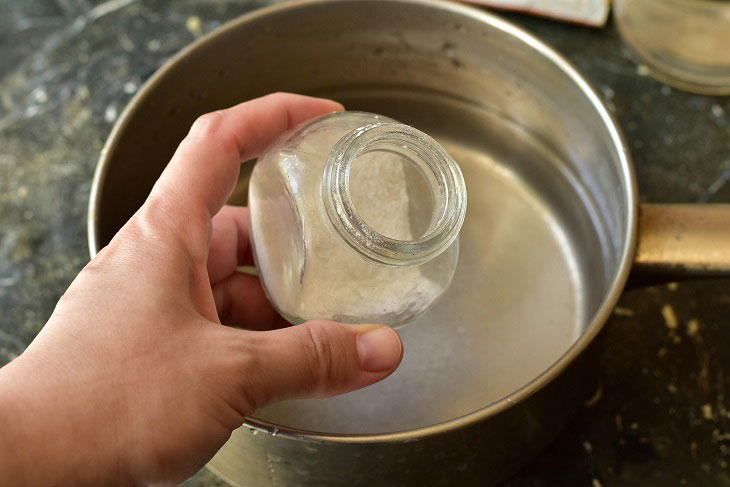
[{"left": 628, "top": 204, "right": 730, "bottom": 287}]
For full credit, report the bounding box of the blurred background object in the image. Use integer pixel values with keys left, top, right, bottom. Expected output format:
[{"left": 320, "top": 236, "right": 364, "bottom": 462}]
[
  {"left": 614, "top": 0, "right": 730, "bottom": 95},
  {"left": 468, "top": 0, "right": 609, "bottom": 26}
]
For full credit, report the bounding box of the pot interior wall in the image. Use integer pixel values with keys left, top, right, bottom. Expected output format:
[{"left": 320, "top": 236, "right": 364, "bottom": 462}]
[{"left": 94, "top": 1, "right": 630, "bottom": 435}]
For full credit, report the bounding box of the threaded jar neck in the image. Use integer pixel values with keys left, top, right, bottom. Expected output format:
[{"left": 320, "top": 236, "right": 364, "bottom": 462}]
[{"left": 322, "top": 119, "right": 467, "bottom": 266}]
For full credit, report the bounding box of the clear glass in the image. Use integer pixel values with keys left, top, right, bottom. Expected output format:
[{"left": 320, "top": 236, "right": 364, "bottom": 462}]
[
  {"left": 614, "top": 0, "right": 730, "bottom": 95},
  {"left": 248, "top": 111, "right": 467, "bottom": 326}
]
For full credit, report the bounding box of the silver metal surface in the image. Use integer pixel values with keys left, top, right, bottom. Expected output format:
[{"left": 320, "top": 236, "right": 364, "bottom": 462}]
[
  {"left": 250, "top": 90, "right": 601, "bottom": 433},
  {"left": 88, "top": 0, "right": 635, "bottom": 484},
  {"left": 85, "top": 0, "right": 725, "bottom": 485}
]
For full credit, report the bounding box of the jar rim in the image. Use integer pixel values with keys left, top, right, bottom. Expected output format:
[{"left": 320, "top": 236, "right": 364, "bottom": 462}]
[{"left": 322, "top": 119, "right": 467, "bottom": 266}]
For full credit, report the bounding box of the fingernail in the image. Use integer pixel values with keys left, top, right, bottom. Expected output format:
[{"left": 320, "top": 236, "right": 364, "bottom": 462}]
[{"left": 357, "top": 327, "right": 403, "bottom": 372}]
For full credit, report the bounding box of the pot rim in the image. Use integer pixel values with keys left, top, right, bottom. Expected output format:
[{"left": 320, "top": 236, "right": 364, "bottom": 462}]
[{"left": 88, "top": 0, "right": 638, "bottom": 444}]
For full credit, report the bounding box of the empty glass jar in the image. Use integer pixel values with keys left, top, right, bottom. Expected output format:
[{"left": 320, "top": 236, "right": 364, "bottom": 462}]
[
  {"left": 614, "top": 0, "right": 730, "bottom": 95},
  {"left": 248, "top": 111, "right": 467, "bottom": 326}
]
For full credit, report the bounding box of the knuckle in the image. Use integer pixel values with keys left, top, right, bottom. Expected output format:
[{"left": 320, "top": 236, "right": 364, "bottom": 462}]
[
  {"left": 52, "top": 246, "right": 119, "bottom": 317},
  {"left": 108, "top": 205, "right": 181, "bottom": 267},
  {"left": 124, "top": 197, "right": 192, "bottom": 249},
  {"left": 80, "top": 240, "right": 129, "bottom": 278},
  {"left": 113, "top": 198, "right": 208, "bottom": 271},
  {"left": 205, "top": 330, "right": 263, "bottom": 411},
  {"left": 53, "top": 286, "right": 79, "bottom": 316},
  {"left": 301, "top": 322, "right": 341, "bottom": 388},
  {"left": 186, "top": 109, "right": 240, "bottom": 159},
  {"left": 227, "top": 333, "right": 268, "bottom": 410},
  {"left": 118, "top": 207, "right": 164, "bottom": 249},
  {"left": 83, "top": 245, "right": 113, "bottom": 273},
  {"left": 188, "top": 110, "right": 225, "bottom": 138},
  {"left": 265, "top": 91, "right": 287, "bottom": 101}
]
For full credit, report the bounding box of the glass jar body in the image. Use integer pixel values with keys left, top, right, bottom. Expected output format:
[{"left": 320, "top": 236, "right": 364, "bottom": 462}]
[{"left": 248, "top": 112, "right": 463, "bottom": 326}]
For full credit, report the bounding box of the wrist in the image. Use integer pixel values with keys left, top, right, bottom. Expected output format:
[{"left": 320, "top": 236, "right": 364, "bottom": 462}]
[
  {"left": 0, "top": 353, "right": 131, "bottom": 485},
  {"left": 0, "top": 358, "right": 42, "bottom": 483}
]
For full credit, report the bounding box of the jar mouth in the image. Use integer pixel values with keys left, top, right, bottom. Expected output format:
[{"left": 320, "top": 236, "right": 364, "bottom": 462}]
[{"left": 322, "top": 121, "right": 467, "bottom": 266}]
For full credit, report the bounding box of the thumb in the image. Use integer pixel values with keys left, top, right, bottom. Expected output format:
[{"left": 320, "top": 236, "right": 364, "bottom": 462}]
[{"left": 237, "top": 321, "right": 403, "bottom": 410}]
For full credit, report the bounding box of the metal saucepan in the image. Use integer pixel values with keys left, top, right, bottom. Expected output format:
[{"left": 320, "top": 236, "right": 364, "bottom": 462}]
[{"left": 88, "top": 0, "right": 730, "bottom": 485}]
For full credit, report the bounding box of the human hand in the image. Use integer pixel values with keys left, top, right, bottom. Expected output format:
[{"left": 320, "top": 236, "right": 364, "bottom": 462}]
[{"left": 0, "top": 93, "right": 404, "bottom": 486}]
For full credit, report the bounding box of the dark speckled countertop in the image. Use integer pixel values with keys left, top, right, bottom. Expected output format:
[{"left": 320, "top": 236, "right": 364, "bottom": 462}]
[{"left": 1, "top": 1, "right": 729, "bottom": 486}]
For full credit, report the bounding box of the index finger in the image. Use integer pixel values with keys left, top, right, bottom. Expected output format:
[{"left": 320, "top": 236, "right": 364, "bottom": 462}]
[{"left": 144, "top": 93, "right": 343, "bottom": 255}]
